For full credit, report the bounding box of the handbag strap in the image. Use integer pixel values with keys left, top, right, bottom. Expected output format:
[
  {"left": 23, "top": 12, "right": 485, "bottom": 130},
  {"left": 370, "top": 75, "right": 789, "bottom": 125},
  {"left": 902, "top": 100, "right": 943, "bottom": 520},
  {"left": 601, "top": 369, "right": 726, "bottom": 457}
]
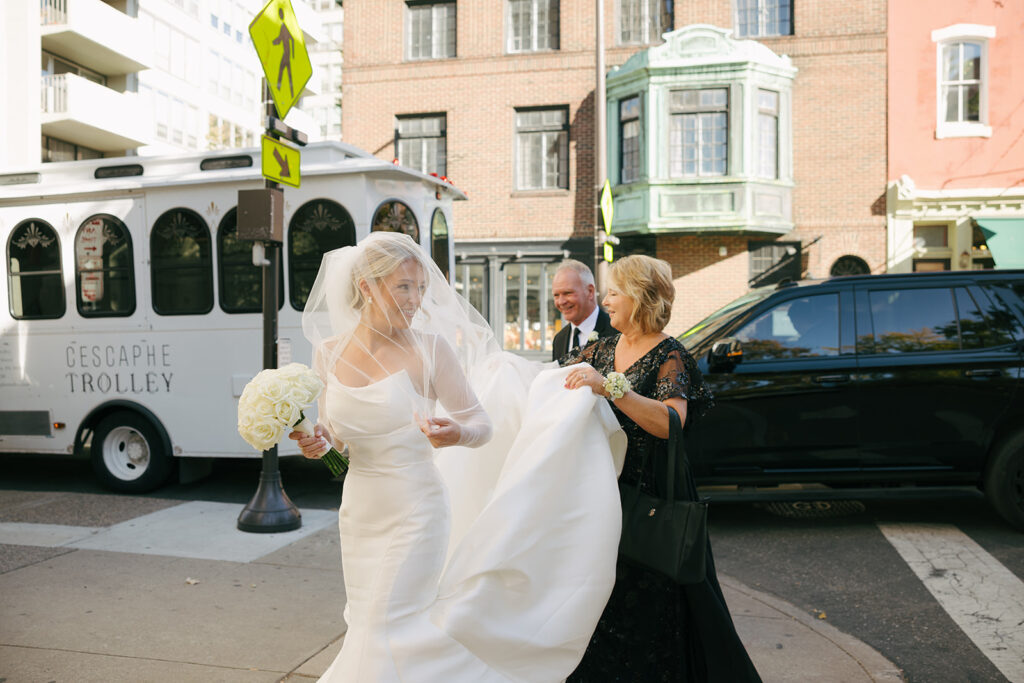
[{"left": 665, "top": 406, "right": 694, "bottom": 502}]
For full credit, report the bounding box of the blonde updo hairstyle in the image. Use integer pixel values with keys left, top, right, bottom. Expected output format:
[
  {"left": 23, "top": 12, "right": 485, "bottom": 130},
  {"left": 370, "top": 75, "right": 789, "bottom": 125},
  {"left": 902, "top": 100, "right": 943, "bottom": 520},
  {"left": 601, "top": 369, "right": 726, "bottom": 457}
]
[
  {"left": 348, "top": 233, "right": 427, "bottom": 310},
  {"left": 608, "top": 255, "right": 675, "bottom": 334}
]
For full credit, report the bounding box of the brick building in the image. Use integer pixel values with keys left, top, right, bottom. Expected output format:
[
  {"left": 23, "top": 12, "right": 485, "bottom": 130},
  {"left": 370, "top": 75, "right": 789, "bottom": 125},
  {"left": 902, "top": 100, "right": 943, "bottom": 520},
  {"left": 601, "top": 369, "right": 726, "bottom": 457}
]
[
  {"left": 886, "top": 0, "right": 1024, "bottom": 272},
  {"left": 341, "top": 0, "right": 887, "bottom": 353}
]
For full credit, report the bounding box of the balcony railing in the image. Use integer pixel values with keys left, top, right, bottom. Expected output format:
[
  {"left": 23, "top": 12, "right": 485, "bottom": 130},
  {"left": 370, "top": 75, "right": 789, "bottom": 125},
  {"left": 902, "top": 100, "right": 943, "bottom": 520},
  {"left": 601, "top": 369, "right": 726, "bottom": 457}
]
[
  {"left": 41, "top": 0, "right": 68, "bottom": 25},
  {"left": 40, "top": 73, "right": 149, "bottom": 151}
]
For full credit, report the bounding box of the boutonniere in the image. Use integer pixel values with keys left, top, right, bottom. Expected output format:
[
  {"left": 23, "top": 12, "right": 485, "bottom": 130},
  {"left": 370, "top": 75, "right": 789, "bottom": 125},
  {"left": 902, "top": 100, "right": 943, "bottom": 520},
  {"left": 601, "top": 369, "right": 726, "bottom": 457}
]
[{"left": 587, "top": 331, "right": 600, "bottom": 344}]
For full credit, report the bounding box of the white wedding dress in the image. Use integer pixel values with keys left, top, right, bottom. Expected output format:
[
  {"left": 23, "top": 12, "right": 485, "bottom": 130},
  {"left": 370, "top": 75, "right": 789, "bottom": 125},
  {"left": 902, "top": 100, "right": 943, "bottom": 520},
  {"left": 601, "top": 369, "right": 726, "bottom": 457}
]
[{"left": 317, "top": 357, "right": 626, "bottom": 683}]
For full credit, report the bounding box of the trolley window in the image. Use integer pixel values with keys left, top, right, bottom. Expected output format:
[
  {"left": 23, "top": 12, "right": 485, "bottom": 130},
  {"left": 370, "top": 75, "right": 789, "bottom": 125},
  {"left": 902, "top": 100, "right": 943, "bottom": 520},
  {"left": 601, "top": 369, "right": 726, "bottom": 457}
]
[
  {"left": 75, "top": 215, "right": 135, "bottom": 317},
  {"left": 218, "top": 208, "right": 283, "bottom": 313},
  {"left": 151, "top": 208, "right": 213, "bottom": 315},
  {"left": 288, "top": 199, "right": 356, "bottom": 310},
  {"left": 7, "top": 219, "right": 65, "bottom": 319}
]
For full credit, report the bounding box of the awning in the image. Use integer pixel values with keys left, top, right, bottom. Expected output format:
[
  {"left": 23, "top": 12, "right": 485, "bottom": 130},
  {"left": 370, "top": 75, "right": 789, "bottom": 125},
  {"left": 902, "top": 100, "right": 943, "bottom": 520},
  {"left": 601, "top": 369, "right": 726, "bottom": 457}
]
[{"left": 976, "top": 218, "right": 1024, "bottom": 269}]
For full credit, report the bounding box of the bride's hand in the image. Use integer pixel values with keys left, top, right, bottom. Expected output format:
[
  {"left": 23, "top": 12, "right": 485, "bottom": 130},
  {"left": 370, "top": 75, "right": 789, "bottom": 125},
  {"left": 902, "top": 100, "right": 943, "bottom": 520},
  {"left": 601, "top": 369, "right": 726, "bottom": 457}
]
[
  {"left": 564, "top": 366, "right": 608, "bottom": 397},
  {"left": 288, "top": 423, "right": 331, "bottom": 459},
  {"left": 416, "top": 415, "right": 462, "bottom": 448}
]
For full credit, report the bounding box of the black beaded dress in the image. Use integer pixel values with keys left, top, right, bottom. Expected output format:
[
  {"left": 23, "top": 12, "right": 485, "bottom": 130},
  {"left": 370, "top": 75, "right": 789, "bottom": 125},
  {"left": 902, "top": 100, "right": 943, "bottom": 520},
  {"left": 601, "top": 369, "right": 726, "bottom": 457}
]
[{"left": 562, "top": 334, "right": 761, "bottom": 683}]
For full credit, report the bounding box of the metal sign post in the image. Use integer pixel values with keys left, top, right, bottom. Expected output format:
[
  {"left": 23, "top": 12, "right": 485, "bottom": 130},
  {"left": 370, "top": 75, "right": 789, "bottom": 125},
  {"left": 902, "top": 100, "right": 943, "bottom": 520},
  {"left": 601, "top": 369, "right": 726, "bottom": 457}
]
[{"left": 236, "top": 0, "right": 312, "bottom": 533}]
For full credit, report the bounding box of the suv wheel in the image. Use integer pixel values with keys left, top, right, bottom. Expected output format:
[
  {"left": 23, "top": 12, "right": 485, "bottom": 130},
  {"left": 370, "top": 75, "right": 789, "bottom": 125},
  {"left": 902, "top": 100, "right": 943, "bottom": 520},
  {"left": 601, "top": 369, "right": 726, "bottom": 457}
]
[{"left": 984, "top": 431, "right": 1024, "bottom": 531}]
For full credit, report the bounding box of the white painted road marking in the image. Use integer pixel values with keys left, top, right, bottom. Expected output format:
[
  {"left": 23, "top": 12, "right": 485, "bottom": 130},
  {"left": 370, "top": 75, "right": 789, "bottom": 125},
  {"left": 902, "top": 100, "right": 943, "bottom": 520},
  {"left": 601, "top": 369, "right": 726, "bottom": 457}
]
[
  {"left": 0, "top": 501, "right": 339, "bottom": 563},
  {"left": 878, "top": 523, "right": 1024, "bottom": 683}
]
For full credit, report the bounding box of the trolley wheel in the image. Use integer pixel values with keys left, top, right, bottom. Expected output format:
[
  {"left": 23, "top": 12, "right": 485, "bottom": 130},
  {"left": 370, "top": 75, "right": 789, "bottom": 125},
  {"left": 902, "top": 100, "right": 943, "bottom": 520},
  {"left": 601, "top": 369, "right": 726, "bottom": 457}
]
[
  {"left": 90, "top": 410, "right": 174, "bottom": 493},
  {"left": 984, "top": 430, "right": 1024, "bottom": 531}
]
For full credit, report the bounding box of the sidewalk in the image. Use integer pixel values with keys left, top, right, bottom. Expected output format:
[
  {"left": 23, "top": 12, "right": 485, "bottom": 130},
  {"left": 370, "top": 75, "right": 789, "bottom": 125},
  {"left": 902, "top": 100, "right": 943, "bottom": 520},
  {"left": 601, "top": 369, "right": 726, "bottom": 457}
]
[{"left": 0, "top": 493, "right": 904, "bottom": 682}]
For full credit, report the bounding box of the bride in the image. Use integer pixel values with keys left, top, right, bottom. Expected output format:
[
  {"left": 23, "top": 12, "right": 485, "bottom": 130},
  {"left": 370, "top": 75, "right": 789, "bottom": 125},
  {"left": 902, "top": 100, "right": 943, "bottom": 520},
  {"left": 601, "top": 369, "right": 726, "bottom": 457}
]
[{"left": 291, "top": 232, "right": 626, "bottom": 682}]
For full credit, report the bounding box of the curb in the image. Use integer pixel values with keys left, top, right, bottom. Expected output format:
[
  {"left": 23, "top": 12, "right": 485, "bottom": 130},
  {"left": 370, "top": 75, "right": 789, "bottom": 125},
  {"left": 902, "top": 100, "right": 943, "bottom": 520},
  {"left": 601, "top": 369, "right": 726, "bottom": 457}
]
[{"left": 720, "top": 574, "right": 905, "bottom": 682}]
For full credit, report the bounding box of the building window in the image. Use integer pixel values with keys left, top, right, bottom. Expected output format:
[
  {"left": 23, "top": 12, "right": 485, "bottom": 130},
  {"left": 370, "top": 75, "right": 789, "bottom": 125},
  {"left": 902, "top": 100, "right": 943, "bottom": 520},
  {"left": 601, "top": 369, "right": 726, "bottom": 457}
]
[
  {"left": 41, "top": 136, "right": 102, "bottom": 163},
  {"left": 757, "top": 89, "right": 778, "bottom": 179},
  {"left": 289, "top": 200, "right": 356, "bottom": 310},
  {"left": 669, "top": 89, "right": 728, "bottom": 178},
  {"left": 431, "top": 209, "right": 450, "bottom": 280},
  {"left": 735, "top": 0, "right": 792, "bottom": 38},
  {"left": 218, "top": 209, "right": 283, "bottom": 314},
  {"left": 396, "top": 114, "right": 447, "bottom": 176},
  {"left": 455, "top": 261, "right": 488, "bottom": 320},
  {"left": 503, "top": 262, "right": 558, "bottom": 353},
  {"left": 830, "top": 255, "right": 870, "bottom": 277},
  {"left": 406, "top": 2, "right": 456, "bottom": 60},
  {"left": 150, "top": 209, "right": 213, "bottom": 315},
  {"left": 515, "top": 107, "right": 569, "bottom": 190},
  {"left": 932, "top": 25, "right": 993, "bottom": 138},
  {"left": 75, "top": 216, "right": 135, "bottom": 317},
  {"left": 618, "top": 0, "right": 672, "bottom": 45},
  {"left": 7, "top": 220, "right": 65, "bottom": 319},
  {"left": 620, "top": 96, "right": 641, "bottom": 184},
  {"left": 507, "top": 0, "right": 559, "bottom": 52},
  {"left": 748, "top": 240, "right": 800, "bottom": 287}
]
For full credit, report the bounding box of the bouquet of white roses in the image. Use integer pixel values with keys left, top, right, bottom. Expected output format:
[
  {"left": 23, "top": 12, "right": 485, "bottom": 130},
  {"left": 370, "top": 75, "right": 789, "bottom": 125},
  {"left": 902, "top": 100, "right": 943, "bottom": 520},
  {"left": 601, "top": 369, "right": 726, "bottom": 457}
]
[{"left": 237, "top": 362, "right": 348, "bottom": 476}]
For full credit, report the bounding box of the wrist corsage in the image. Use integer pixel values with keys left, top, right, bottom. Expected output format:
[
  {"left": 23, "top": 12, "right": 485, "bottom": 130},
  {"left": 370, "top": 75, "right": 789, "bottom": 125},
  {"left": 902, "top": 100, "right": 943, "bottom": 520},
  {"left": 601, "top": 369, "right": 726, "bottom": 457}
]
[{"left": 603, "top": 372, "right": 631, "bottom": 400}]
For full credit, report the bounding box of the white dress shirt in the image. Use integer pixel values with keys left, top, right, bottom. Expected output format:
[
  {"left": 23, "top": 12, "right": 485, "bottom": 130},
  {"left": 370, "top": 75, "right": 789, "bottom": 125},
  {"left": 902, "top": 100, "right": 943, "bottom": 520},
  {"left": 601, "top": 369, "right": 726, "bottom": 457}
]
[{"left": 567, "top": 306, "right": 600, "bottom": 350}]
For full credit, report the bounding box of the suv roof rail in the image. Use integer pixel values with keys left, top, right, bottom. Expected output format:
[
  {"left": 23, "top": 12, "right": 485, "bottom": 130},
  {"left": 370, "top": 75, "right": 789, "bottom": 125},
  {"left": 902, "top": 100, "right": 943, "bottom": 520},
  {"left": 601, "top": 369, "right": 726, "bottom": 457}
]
[{"left": 775, "top": 279, "right": 798, "bottom": 289}]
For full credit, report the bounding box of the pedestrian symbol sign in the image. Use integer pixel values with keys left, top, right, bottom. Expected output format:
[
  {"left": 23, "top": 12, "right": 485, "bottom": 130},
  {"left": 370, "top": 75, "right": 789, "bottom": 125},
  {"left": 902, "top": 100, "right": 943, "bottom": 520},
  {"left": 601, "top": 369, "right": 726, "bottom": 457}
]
[
  {"left": 249, "top": 0, "right": 311, "bottom": 120},
  {"left": 262, "top": 135, "right": 301, "bottom": 188}
]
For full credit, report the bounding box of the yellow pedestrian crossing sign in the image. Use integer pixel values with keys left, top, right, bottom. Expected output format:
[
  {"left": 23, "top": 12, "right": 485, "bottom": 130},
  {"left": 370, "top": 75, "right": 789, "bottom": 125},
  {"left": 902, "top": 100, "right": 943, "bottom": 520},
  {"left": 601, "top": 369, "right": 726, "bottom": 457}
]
[
  {"left": 600, "top": 179, "right": 614, "bottom": 234},
  {"left": 249, "top": 0, "right": 311, "bottom": 120},
  {"left": 262, "top": 135, "right": 301, "bottom": 188}
]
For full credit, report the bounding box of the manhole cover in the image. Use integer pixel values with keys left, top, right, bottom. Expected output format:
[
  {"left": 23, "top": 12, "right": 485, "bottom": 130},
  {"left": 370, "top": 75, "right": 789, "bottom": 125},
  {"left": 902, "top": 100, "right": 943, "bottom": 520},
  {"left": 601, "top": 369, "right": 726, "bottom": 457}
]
[{"left": 757, "top": 500, "right": 866, "bottom": 518}]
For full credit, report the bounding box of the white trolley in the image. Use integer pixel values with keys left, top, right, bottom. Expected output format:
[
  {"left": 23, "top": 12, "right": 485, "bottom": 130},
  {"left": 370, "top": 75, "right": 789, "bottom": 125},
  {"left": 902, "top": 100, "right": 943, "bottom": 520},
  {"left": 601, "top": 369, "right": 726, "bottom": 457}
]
[{"left": 0, "top": 142, "right": 464, "bottom": 491}]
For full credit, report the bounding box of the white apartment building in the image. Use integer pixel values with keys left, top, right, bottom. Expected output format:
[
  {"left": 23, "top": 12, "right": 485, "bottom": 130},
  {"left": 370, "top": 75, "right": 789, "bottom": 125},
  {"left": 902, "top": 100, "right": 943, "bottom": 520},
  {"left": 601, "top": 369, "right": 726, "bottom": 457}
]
[{"left": 0, "top": 0, "right": 340, "bottom": 169}]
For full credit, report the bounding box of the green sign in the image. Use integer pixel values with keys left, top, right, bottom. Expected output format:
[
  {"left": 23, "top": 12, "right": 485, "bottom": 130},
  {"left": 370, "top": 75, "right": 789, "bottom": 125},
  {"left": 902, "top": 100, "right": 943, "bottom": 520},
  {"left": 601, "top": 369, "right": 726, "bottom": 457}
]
[
  {"left": 249, "top": 0, "right": 312, "bottom": 119},
  {"left": 261, "top": 135, "right": 301, "bottom": 188},
  {"left": 603, "top": 242, "right": 614, "bottom": 263}
]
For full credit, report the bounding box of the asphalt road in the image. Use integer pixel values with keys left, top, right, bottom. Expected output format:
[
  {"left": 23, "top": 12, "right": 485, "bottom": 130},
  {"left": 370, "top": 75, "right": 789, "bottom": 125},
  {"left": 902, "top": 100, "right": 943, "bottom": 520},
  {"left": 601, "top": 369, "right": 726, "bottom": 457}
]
[{"left": 3, "top": 453, "right": 1023, "bottom": 682}]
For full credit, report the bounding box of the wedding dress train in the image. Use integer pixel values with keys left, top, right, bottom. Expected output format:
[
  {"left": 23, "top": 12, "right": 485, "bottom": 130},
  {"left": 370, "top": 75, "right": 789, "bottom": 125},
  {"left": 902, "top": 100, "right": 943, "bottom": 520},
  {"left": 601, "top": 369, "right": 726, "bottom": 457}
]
[{"left": 317, "top": 359, "right": 625, "bottom": 682}]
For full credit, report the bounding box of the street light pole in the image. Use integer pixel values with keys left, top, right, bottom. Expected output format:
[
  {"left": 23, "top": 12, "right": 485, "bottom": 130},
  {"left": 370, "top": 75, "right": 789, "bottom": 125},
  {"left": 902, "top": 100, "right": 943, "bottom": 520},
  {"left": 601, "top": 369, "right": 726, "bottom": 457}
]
[{"left": 595, "top": 0, "right": 608, "bottom": 295}]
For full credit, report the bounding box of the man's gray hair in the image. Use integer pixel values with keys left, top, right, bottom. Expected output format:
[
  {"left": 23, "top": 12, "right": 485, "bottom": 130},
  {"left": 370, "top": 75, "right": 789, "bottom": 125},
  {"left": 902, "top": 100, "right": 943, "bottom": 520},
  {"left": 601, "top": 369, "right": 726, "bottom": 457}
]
[{"left": 556, "top": 259, "right": 595, "bottom": 288}]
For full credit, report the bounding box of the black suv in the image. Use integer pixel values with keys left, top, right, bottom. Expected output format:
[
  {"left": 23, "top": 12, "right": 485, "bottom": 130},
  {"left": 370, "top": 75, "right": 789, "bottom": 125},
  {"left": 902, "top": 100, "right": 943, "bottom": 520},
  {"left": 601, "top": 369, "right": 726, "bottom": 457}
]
[{"left": 680, "top": 270, "right": 1024, "bottom": 530}]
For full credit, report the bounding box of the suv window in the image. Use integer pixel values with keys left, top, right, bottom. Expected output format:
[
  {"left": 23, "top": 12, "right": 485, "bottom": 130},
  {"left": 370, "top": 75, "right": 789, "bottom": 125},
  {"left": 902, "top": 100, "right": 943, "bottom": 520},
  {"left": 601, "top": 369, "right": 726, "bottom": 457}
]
[
  {"left": 863, "top": 288, "right": 958, "bottom": 353},
  {"left": 735, "top": 293, "right": 839, "bottom": 360},
  {"left": 956, "top": 287, "right": 1018, "bottom": 349}
]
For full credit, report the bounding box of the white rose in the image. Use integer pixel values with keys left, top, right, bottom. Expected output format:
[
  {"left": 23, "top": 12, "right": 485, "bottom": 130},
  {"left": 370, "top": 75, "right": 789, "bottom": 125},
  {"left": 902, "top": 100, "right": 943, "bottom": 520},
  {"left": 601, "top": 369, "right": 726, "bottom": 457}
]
[
  {"left": 258, "top": 376, "right": 289, "bottom": 403},
  {"left": 587, "top": 331, "right": 600, "bottom": 343},
  {"left": 249, "top": 421, "right": 284, "bottom": 451},
  {"left": 273, "top": 398, "right": 301, "bottom": 427}
]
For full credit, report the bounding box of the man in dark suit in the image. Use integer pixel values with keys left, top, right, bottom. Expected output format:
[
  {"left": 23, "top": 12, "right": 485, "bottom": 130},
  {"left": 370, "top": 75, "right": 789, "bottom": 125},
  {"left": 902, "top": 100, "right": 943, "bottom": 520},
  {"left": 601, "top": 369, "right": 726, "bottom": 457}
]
[{"left": 551, "top": 259, "right": 617, "bottom": 361}]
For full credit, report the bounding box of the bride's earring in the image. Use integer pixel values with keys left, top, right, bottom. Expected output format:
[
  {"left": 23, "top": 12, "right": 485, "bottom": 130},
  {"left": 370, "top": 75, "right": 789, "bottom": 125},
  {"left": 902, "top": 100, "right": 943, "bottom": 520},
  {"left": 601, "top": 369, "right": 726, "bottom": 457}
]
[{"left": 367, "top": 297, "right": 373, "bottom": 305}]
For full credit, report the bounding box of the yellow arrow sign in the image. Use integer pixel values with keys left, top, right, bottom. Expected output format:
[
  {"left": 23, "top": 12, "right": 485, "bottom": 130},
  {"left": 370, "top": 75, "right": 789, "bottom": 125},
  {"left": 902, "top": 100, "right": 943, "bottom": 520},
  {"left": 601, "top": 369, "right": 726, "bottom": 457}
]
[
  {"left": 600, "top": 179, "right": 614, "bottom": 234},
  {"left": 249, "top": 0, "right": 311, "bottom": 120},
  {"left": 262, "top": 135, "right": 301, "bottom": 187}
]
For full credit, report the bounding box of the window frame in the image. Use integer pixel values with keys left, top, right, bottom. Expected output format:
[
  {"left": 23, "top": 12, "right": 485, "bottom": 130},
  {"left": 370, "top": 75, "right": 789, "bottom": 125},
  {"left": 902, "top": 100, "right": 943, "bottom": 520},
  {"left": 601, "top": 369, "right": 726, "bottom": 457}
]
[
  {"left": 619, "top": 95, "right": 642, "bottom": 184},
  {"left": 668, "top": 88, "right": 729, "bottom": 179},
  {"left": 734, "top": 0, "right": 793, "bottom": 38},
  {"left": 74, "top": 214, "right": 136, "bottom": 318},
  {"left": 7, "top": 219, "right": 66, "bottom": 320},
  {"left": 617, "top": 0, "right": 672, "bottom": 46},
  {"left": 217, "top": 208, "right": 284, "bottom": 314},
  {"left": 756, "top": 89, "right": 779, "bottom": 180},
  {"left": 932, "top": 24, "right": 994, "bottom": 139},
  {"left": 395, "top": 113, "right": 448, "bottom": 176},
  {"left": 405, "top": 1, "right": 457, "bottom": 61},
  {"left": 506, "top": 0, "right": 560, "bottom": 53},
  {"left": 514, "top": 105, "right": 570, "bottom": 191}
]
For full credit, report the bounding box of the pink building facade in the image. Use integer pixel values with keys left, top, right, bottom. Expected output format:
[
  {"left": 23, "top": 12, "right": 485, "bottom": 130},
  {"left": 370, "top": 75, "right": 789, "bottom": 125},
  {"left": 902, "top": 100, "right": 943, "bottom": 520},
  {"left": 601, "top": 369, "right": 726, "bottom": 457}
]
[{"left": 887, "top": 0, "right": 1024, "bottom": 272}]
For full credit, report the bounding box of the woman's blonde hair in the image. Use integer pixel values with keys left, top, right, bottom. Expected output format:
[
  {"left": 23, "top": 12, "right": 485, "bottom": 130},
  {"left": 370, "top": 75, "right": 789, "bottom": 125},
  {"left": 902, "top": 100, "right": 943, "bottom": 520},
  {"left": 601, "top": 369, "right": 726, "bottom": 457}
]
[
  {"left": 348, "top": 233, "right": 426, "bottom": 309},
  {"left": 608, "top": 255, "right": 675, "bottom": 334}
]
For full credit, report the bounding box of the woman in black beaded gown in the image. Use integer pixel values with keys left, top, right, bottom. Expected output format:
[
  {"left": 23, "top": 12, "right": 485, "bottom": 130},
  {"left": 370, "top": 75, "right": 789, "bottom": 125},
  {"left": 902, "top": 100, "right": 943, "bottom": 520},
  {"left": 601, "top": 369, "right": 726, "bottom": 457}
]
[{"left": 561, "top": 255, "right": 761, "bottom": 683}]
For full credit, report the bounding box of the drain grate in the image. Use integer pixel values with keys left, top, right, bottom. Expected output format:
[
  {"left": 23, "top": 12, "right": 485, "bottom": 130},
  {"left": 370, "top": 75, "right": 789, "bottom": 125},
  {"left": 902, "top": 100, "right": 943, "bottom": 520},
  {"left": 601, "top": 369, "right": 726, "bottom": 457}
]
[{"left": 757, "top": 500, "right": 867, "bottom": 518}]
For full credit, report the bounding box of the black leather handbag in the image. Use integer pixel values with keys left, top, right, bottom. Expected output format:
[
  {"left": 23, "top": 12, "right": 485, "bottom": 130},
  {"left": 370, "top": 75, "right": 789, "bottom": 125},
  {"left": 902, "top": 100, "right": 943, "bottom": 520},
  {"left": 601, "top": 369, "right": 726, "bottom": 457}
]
[{"left": 618, "top": 406, "right": 708, "bottom": 584}]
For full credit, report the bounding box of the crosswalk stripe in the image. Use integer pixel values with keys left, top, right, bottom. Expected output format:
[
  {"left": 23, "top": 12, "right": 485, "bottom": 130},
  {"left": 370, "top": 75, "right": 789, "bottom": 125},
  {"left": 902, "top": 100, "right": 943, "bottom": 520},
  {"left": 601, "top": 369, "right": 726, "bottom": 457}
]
[{"left": 878, "top": 522, "right": 1024, "bottom": 683}]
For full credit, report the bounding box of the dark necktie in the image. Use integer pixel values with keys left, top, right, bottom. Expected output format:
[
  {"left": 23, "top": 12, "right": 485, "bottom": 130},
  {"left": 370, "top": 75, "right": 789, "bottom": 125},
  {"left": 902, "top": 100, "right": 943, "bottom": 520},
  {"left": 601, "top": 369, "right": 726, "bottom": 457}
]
[{"left": 568, "top": 326, "right": 579, "bottom": 351}]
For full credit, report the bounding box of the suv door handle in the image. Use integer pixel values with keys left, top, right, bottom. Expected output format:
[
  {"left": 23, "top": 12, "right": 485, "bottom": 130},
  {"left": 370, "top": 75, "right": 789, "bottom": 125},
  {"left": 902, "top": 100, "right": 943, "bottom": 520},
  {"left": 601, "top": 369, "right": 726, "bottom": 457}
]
[
  {"left": 964, "top": 369, "right": 1001, "bottom": 378},
  {"left": 813, "top": 374, "right": 850, "bottom": 383}
]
